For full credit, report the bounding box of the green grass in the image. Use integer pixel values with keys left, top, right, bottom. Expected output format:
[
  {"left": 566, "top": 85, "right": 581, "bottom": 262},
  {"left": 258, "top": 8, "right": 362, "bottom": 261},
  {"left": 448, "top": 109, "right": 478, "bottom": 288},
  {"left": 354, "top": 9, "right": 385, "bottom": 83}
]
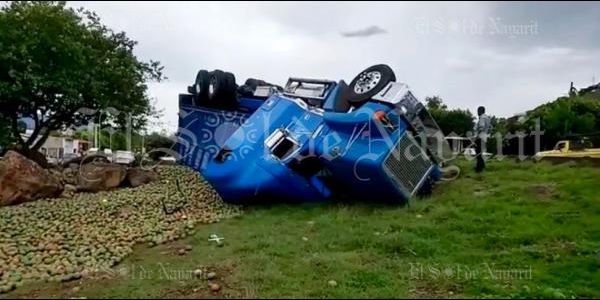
[{"left": 5, "top": 159, "right": 600, "bottom": 299}]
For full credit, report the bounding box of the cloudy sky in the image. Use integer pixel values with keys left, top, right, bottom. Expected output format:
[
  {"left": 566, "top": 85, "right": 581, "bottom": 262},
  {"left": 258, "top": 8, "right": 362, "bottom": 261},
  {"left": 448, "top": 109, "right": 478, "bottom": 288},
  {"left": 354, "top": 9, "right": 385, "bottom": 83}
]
[{"left": 70, "top": 1, "right": 600, "bottom": 132}]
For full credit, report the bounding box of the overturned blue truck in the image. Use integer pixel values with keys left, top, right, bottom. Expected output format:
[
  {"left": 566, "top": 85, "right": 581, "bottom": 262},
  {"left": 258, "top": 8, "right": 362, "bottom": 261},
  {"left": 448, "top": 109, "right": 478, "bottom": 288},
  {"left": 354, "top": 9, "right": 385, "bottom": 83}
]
[{"left": 176, "top": 65, "right": 452, "bottom": 204}]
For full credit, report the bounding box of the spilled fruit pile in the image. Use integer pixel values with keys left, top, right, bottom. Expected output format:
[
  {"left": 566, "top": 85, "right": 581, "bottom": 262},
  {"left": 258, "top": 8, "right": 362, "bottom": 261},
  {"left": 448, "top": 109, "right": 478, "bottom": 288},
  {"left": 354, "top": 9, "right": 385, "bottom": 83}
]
[{"left": 0, "top": 166, "right": 242, "bottom": 293}]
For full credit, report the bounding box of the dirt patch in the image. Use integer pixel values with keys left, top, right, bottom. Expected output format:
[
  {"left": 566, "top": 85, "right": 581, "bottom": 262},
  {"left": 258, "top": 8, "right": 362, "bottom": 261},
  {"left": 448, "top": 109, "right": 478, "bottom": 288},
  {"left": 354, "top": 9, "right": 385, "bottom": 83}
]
[
  {"left": 164, "top": 241, "right": 194, "bottom": 256},
  {"left": 473, "top": 191, "right": 488, "bottom": 197},
  {"left": 528, "top": 184, "right": 557, "bottom": 200},
  {"left": 2, "top": 274, "right": 120, "bottom": 299},
  {"left": 410, "top": 281, "right": 462, "bottom": 299},
  {"left": 473, "top": 185, "right": 493, "bottom": 197},
  {"left": 3, "top": 262, "right": 248, "bottom": 299},
  {"left": 545, "top": 239, "right": 577, "bottom": 253},
  {"left": 157, "top": 263, "right": 253, "bottom": 299}
]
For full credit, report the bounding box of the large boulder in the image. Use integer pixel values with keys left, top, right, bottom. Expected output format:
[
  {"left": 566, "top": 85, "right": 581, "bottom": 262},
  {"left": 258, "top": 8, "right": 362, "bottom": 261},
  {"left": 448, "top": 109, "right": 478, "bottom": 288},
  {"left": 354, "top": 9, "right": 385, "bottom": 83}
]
[
  {"left": 27, "top": 150, "right": 49, "bottom": 169},
  {"left": 0, "top": 151, "right": 64, "bottom": 206},
  {"left": 77, "top": 163, "right": 127, "bottom": 192},
  {"left": 125, "top": 167, "right": 159, "bottom": 188}
]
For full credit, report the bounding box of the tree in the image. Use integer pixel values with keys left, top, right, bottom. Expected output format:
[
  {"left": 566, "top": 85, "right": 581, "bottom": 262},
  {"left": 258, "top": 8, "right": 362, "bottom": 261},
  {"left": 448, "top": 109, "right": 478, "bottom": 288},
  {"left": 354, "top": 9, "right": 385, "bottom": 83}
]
[
  {"left": 425, "top": 96, "right": 474, "bottom": 136},
  {"left": 493, "top": 88, "right": 600, "bottom": 154},
  {"left": 145, "top": 132, "right": 176, "bottom": 160},
  {"left": 0, "top": 116, "right": 12, "bottom": 153},
  {"left": 0, "top": 1, "right": 164, "bottom": 157},
  {"left": 425, "top": 95, "right": 447, "bottom": 112}
]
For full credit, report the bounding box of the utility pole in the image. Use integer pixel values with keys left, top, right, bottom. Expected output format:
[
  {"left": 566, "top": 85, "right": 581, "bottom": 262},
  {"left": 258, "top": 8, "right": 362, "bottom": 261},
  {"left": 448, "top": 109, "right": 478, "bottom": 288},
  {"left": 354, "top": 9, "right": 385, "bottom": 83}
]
[
  {"left": 94, "top": 124, "right": 98, "bottom": 149},
  {"left": 95, "top": 112, "right": 103, "bottom": 149}
]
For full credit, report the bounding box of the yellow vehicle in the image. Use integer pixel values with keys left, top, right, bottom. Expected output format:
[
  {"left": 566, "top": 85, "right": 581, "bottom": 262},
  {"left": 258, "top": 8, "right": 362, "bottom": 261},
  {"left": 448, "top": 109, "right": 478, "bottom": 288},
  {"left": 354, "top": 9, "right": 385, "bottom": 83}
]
[{"left": 535, "top": 139, "right": 600, "bottom": 162}]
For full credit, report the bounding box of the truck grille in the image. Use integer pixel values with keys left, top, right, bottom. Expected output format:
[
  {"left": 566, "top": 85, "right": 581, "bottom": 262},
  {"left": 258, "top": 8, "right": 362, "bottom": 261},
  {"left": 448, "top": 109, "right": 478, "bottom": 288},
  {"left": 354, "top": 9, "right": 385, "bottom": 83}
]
[{"left": 383, "top": 132, "right": 433, "bottom": 196}]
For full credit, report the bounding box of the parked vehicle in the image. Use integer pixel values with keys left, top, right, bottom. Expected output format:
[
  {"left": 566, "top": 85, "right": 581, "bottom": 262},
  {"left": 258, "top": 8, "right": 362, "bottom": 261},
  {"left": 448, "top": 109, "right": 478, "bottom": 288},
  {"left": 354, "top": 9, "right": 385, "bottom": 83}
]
[
  {"left": 463, "top": 147, "right": 493, "bottom": 160},
  {"left": 535, "top": 139, "right": 600, "bottom": 162},
  {"left": 113, "top": 150, "right": 136, "bottom": 166},
  {"left": 176, "top": 65, "right": 452, "bottom": 204},
  {"left": 63, "top": 148, "right": 136, "bottom": 167},
  {"left": 159, "top": 156, "right": 177, "bottom": 165},
  {"left": 46, "top": 156, "right": 59, "bottom": 166}
]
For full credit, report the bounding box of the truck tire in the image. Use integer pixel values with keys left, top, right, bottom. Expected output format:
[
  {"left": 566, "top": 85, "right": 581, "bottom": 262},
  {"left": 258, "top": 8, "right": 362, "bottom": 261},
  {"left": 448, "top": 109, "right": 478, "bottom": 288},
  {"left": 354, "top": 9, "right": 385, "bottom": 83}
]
[
  {"left": 346, "top": 64, "right": 396, "bottom": 103},
  {"left": 208, "top": 70, "right": 238, "bottom": 107},
  {"left": 208, "top": 70, "right": 226, "bottom": 103},
  {"left": 245, "top": 78, "right": 267, "bottom": 90},
  {"left": 193, "top": 70, "right": 210, "bottom": 105},
  {"left": 224, "top": 71, "right": 238, "bottom": 105}
]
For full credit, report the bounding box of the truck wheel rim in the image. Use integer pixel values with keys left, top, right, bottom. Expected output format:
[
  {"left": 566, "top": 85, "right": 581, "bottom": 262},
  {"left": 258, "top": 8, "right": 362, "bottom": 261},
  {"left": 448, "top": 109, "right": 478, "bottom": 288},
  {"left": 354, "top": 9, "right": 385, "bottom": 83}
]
[
  {"left": 354, "top": 71, "right": 382, "bottom": 94},
  {"left": 209, "top": 79, "right": 216, "bottom": 96}
]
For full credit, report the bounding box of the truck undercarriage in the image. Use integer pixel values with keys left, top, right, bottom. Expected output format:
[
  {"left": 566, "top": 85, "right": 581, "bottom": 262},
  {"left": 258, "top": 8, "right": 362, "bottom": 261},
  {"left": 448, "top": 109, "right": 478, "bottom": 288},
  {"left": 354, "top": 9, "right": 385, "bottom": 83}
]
[{"left": 176, "top": 65, "right": 452, "bottom": 204}]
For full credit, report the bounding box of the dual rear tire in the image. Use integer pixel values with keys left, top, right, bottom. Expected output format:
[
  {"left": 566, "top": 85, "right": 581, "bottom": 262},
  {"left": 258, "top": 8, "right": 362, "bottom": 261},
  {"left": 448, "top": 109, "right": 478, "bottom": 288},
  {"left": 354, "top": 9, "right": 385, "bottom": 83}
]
[{"left": 192, "top": 69, "right": 237, "bottom": 108}]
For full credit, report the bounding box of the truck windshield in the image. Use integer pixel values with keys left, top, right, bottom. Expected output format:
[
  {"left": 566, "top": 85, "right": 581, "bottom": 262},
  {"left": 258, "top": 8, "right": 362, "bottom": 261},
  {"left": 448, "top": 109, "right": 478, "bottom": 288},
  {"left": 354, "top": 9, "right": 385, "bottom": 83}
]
[
  {"left": 570, "top": 139, "right": 592, "bottom": 150},
  {"left": 285, "top": 82, "right": 326, "bottom": 98}
]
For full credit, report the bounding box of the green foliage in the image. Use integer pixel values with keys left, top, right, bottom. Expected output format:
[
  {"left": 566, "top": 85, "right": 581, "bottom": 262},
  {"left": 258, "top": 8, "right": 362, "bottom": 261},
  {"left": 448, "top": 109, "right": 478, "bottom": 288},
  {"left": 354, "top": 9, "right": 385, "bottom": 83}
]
[
  {"left": 0, "top": 117, "right": 24, "bottom": 152},
  {"left": 145, "top": 131, "right": 176, "bottom": 160},
  {"left": 70, "top": 128, "right": 171, "bottom": 155},
  {"left": 425, "top": 96, "right": 475, "bottom": 136},
  {"left": 0, "top": 1, "right": 164, "bottom": 152},
  {"left": 530, "top": 95, "right": 599, "bottom": 137},
  {"left": 495, "top": 92, "right": 600, "bottom": 149},
  {"left": 0, "top": 116, "right": 13, "bottom": 152}
]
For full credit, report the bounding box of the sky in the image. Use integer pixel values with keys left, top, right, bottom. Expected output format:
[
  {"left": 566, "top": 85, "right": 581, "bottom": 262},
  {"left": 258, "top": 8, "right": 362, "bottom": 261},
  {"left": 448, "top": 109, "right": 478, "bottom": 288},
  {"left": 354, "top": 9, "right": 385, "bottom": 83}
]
[{"left": 69, "top": 1, "right": 600, "bottom": 133}]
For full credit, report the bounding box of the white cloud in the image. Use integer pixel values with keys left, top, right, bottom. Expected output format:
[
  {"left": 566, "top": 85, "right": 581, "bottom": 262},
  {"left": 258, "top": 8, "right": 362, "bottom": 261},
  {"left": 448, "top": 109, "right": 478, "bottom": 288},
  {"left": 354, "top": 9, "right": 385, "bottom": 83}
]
[{"left": 69, "top": 1, "right": 600, "bottom": 132}]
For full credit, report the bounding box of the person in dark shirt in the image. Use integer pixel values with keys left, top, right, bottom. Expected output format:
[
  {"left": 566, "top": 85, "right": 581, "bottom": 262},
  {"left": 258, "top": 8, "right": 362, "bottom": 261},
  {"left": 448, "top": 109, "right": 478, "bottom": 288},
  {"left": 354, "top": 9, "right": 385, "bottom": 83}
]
[{"left": 474, "top": 106, "right": 491, "bottom": 173}]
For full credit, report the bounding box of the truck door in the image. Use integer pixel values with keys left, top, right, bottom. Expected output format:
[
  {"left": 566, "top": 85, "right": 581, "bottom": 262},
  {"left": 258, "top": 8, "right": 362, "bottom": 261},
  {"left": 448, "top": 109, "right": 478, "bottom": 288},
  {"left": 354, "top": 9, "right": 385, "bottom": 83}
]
[{"left": 555, "top": 141, "right": 567, "bottom": 152}]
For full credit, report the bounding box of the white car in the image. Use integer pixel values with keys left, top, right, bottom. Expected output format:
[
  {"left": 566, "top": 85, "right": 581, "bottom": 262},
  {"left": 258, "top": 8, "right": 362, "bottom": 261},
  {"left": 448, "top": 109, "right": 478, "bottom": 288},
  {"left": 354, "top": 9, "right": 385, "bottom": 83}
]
[
  {"left": 113, "top": 150, "right": 135, "bottom": 165},
  {"left": 159, "top": 156, "right": 177, "bottom": 165},
  {"left": 463, "top": 147, "right": 493, "bottom": 160},
  {"left": 46, "top": 156, "right": 59, "bottom": 166}
]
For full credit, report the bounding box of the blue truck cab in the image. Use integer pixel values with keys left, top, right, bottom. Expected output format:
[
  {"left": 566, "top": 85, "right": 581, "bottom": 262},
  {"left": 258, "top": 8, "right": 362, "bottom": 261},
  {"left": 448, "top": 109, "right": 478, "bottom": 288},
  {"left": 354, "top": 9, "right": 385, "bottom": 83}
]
[{"left": 177, "top": 65, "right": 451, "bottom": 204}]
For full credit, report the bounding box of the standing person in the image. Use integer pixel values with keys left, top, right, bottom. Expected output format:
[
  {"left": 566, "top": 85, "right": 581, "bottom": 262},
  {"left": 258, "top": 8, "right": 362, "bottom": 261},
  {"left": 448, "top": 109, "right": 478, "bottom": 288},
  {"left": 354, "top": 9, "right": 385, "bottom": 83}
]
[{"left": 474, "top": 106, "right": 491, "bottom": 173}]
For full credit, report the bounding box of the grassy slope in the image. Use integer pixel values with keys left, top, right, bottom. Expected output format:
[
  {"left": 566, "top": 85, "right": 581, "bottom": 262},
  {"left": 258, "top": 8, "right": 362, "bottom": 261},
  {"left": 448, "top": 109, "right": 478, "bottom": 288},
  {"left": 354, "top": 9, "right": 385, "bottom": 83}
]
[{"left": 5, "top": 159, "right": 600, "bottom": 299}]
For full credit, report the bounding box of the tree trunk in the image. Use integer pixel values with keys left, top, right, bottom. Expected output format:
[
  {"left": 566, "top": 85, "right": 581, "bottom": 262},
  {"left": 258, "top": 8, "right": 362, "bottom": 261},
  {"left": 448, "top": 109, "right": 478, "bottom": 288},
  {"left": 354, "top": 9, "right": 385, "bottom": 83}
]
[
  {"left": 32, "top": 126, "right": 52, "bottom": 151},
  {"left": 25, "top": 114, "right": 42, "bottom": 146},
  {"left": 9, "top": 116, "right": 50, "bottom": 168}
]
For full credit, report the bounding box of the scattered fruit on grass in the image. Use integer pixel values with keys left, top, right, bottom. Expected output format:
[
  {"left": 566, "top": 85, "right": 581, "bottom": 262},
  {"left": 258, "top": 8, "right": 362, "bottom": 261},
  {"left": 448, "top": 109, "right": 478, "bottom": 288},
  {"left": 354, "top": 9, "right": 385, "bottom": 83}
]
[
  {"left": 193, "top": 269, "right": 203, "bottom": 278},
  {"left": 206, "top": 272, "right": 217, "bottom": 280},
  {"left": 0, "top": 165, "right": 242, "bottom": 293},
  {"left": 209, "top": 283, "right": 221, "bottom": 292}
]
